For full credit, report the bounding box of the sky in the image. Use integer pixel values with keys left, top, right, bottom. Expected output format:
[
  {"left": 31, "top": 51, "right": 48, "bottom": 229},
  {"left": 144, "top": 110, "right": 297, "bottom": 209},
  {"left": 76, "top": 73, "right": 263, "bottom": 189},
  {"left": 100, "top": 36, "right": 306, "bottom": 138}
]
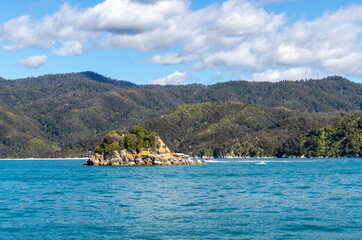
[{"left": 0, "top": 0, "right": 361, "bottom": 84}]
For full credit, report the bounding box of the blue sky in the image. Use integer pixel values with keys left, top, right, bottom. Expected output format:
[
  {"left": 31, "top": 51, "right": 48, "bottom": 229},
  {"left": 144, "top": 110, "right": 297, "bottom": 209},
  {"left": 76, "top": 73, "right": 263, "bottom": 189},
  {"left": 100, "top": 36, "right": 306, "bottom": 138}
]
[{"left": 0, "top": 0, "right": 361, "bottom": 84}]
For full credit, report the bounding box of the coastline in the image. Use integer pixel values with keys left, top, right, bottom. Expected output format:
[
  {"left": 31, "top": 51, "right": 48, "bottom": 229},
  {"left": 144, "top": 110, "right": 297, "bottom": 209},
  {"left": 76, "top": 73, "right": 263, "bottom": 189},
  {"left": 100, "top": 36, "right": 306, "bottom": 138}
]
[
  {"left": 0, "top": 158, "right": 88, "bottom": 161},
  {"left": 1, "top": 156, "right": 360, "bottom": 161},
  {"left": 197, "top": 155, "right": 361, "bottom": 159}
]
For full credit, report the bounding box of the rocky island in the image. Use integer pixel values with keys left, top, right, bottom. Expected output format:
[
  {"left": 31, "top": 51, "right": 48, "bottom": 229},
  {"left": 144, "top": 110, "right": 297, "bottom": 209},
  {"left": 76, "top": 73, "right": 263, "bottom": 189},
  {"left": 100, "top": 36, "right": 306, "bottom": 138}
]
[{"left": 84, "top": 126, "right": 203, "bottom": 166}]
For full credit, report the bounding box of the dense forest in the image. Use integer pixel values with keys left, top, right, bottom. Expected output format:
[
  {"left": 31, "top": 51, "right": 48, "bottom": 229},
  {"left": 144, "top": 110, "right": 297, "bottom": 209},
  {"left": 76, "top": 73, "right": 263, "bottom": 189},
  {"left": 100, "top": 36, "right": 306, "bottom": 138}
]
[
  {"left": 276, "top": 113, "right": 362, "bottom": 158},
  {"left": 143, "top": 102, "right": 347, "bottom": 157},
  {"left": 94, "top": 126, "right": 158, "bottom": 155},
  {"left": 0, "top": 72, "right": 361, "bottom": 158}
]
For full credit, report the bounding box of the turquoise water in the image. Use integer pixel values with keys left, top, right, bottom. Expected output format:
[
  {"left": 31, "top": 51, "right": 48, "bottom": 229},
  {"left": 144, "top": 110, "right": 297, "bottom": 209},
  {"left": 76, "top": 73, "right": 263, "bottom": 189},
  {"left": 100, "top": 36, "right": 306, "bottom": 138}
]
[{"left": 0, "top": 158, "right": 361, "bottom": 239}]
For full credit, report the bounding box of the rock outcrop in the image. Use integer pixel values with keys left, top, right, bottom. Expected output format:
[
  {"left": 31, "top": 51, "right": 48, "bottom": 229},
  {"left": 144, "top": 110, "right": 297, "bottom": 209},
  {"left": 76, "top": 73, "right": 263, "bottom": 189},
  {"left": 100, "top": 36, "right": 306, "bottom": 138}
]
[
  {"left": 84, "top": 150, "right": 202, "bottom": 166},
  {"left": 84, "top": 126, "right": 204, "bottom": 166}
]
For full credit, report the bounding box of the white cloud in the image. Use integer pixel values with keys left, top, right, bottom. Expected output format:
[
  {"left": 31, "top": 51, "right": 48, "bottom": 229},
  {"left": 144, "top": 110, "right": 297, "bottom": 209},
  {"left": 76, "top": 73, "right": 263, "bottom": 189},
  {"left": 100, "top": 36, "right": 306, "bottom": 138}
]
[
  {"left": 322, "top": 53, "right": 362, "bottom": 76},
  {"left": 164, "top": 2, "right": 362, "bottom": 81},
  {"left": 148, "top": 71, "right": 188, "bottom": 85},
  {"left": 0, "top": 0, "right": 189, "bottom": 52},
  {"left": 250, "top": 67, "right": 318, "bottom": 82},
  {"left": 258, "top": 0, "right": 294, "bottom": 4},
  {"left": 204, "top": 44, "right": 258, "bottom": 69},
  {"left": 1, "top": 0, "right": 362, "bottom": 82},
  {"left": 212, "top": 0, "right": 284, "bottom": 36},
  {"left": 54, "top": 41, "right": 83, "bottom": 56},
  {"left": 1, "top": 15, "right": 52, "bottom": 50},
  {"left": 16, "top": 55, "right": 48, "bottom": 69},
  {"left": 151, "top": 53, "right": 184, "bottom": 64}
]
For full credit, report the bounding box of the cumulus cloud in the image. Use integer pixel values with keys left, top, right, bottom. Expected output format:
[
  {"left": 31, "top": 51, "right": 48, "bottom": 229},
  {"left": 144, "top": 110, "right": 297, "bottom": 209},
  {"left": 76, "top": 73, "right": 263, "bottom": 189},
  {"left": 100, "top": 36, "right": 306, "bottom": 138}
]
[
  {"left": 148, "top": 71, "right": 188, "bottom": 85},
  {"left": 54, "top": 41, "right": 83, "bottom": 56},
  {"left": 1, "top": 0, "right": 362, "bottom": 82},
  {"left": 16, "top": 55, "right": 48, "bottom": 69},
  {"left": 250, "top": 67, "right": 318, "bottom": 82},
  {"left": 0, "top": 0, "right": 189, "bottom": 52}
]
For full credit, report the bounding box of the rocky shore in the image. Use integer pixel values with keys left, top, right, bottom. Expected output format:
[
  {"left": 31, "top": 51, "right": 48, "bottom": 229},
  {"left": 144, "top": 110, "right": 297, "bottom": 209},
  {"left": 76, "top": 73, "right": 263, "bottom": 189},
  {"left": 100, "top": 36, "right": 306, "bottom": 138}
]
[
  {"left": 84, "top": 151, "right": 203, "bottom": 166},
  {"left": 84, "top": 127, "right": 204, "bottom": 166}
]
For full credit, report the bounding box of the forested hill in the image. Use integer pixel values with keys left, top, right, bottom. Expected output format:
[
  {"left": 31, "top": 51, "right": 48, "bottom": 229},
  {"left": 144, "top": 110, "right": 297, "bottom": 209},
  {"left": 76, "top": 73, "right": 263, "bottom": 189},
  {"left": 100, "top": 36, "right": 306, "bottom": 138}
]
[
  {"left": 277, "top": 113, "right": 362, "bottom": 158},
  {"left": 193, "top": 76, "right": 362, "bottom": 112},
  {"left": 1, "top": 71, "right": 136, "bottom": 89},
  {"left": 142, "top": 102, "right": 345, "bottom": 157},
  {"left": 0, "top": 72, "right": 361, "bottom": 157},
  {"left": 1, "top": 73, "right": 361, "bottom": 112}
]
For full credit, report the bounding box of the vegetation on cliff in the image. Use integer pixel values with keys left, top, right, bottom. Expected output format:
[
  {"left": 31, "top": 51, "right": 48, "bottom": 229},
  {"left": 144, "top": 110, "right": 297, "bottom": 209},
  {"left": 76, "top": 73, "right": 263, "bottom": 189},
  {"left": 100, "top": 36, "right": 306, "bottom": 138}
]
[
  {"left": 86, "top": 126, "right": 200, "bottom": 166},
  {"left": 276, "top": 113, "right": 362, "bottom": 157},
  {"left": 94, "top": 126, "right": 158, "bottom": 155}
]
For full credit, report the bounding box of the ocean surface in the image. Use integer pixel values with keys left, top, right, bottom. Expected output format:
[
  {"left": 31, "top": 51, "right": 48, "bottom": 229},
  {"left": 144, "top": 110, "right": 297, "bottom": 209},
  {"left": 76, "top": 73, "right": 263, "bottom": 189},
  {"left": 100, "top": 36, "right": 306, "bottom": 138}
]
[{"left": 0, "top": 158, "right": 361, "bottom": 239}]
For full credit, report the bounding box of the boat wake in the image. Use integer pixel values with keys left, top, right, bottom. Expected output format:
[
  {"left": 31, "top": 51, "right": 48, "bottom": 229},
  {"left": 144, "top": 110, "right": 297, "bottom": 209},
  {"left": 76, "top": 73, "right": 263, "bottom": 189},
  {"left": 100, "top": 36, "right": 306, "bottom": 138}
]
[
  {"left": 255, "top": 161, "right": 267, "bottom": 165},
  {"left": 204, "top": 160, "right": 231, "bottom": 163}
]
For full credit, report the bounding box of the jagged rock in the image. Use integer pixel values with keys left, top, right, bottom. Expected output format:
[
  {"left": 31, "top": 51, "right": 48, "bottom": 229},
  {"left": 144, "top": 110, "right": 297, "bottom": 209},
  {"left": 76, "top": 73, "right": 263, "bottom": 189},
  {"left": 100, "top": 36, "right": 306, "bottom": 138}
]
[{"left": 84, "top": 134, "right": 205, "bottom": 166}]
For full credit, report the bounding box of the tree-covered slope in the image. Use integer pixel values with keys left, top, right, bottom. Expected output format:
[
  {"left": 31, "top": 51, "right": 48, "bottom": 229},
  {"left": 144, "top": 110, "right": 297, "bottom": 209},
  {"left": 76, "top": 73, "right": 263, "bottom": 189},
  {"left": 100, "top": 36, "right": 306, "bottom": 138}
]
[
  {"left": 1, "top": 71, "right": 136, "bottom": 89},
  {"left": 143, "top": 102, "right": 343, "bottom": 157},
  {"left": 86, "top": 126, "right": 199, "bottom": 166},
  {"left": 0, "top": 72, "right": 361, "bottom": 157},
  {"left": 0, "top": 106, "right": 60, "bottom": 158},
  {"left": 277, "top": 113, "right": 362, "bottom": 157},
  {"left": 1, "top": 73, "right": 361, "bottom": 113},
  {"left": 189, "top": 76, "right": 362, "bottom": 112}
]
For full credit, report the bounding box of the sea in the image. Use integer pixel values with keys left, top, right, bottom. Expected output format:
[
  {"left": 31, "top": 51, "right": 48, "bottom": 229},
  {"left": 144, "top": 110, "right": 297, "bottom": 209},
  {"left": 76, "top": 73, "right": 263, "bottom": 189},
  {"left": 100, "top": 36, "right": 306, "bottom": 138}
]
[{"left": 0, "top": 158, "right": 361, "bottom": 239}]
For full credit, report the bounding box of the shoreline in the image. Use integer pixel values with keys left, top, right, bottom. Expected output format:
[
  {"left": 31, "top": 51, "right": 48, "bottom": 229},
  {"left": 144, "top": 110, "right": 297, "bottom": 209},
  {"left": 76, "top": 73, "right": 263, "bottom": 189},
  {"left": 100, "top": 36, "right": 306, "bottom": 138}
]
[
  {"left": 0, "top": 158, "right": 88, "bottom": 161},
  {"left": 196, "top": 156, "right": 361, "bottom": 159},
  {"left": 1, "top": 156, "right": 360, "bottom": 161}
]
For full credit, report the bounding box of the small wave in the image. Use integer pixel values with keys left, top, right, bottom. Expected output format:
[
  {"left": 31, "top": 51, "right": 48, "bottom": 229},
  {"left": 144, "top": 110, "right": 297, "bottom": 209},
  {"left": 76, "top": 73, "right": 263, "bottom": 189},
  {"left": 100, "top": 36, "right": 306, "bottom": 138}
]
[
  {"left": 181, "top": 202, "right": 205, "bottom": 207},
  {"left": 118, "top": 204, "right": 130, "bottom": 208},
  {"left": 204, "top": 160, "right": 231, "bottom": 163},
  {"left": 255, "top": 161, "right": 267, "bottom": 165}
]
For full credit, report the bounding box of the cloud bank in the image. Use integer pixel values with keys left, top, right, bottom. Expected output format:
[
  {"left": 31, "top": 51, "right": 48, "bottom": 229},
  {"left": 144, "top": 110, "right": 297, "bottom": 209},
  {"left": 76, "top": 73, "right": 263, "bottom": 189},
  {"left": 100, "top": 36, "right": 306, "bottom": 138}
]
[{"left": 1, "top": 0, "right": 362, "bottom": 83}]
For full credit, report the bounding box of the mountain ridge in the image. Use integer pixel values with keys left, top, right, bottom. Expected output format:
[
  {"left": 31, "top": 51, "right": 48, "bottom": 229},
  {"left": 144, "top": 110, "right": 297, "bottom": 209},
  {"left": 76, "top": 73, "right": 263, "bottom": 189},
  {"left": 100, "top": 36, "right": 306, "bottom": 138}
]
[
  {"left": 0, "top": 72, "right": 361, "bottom": 157},
  {"left": 1, "top": 71, "right": 135, "bottom": 86}
]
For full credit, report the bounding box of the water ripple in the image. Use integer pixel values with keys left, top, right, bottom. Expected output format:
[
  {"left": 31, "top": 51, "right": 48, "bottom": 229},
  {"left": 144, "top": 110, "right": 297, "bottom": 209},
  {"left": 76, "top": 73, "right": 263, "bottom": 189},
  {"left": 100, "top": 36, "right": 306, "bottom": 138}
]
[{"left": 0, "top": 158, "right": 361, "bottom": 239}]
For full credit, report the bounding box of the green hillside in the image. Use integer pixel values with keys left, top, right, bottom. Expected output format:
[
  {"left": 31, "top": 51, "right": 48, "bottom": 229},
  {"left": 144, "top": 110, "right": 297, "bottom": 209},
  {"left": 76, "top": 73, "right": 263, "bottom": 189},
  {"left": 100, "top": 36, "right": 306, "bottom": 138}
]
[
  {"left": 94, "top": 126, "right": 158, "bottom": 155},
  {"left": 277, "top": 113, "right": 362, "bottom": 157},
  {"left": 0, "top": 72, "right": 361, "bottom": 157},
  {"left": 190, "top": 76, "right": 361, "bottom": 112},
  {"left": 143, "top": 102, "right": 344, "bottom": 157},
  {"left": 0, "top": 106, "right": 60, "bottom": 158}
]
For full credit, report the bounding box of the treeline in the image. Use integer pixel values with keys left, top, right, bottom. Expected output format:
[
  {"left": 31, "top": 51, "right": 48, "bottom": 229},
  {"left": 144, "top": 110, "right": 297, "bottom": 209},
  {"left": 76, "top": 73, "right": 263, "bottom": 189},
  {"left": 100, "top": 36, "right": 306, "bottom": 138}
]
[
  {"left": 276, "top": 113, "right": 361, "bottom": 157},
  {"left": 143, "top": 102, "right": 350, "bottom": 158},
  {"left": 95, "top": 126, "right": 158, "bottom": 154},
  {"left": 0, "top": 72, "right": 361, "bottom": 158}
]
